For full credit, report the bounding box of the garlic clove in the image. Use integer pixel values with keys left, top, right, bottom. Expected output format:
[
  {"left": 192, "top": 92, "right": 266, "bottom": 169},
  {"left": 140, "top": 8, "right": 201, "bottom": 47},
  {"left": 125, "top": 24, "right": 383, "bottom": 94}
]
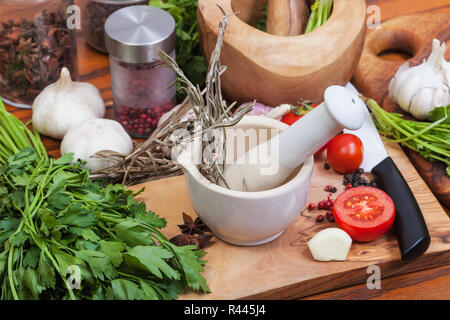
[
  {"left": 307, "top": 228, "right": 352, "bottom": 262},
  {"left": 393, "top": 66, "right": 426, "bottom": 112},
  {"left": 389, "top": 62, "right": 410, "bottom": 107},
  {"left": 409, "top": 87, "right": 437, "bottom": 120}
]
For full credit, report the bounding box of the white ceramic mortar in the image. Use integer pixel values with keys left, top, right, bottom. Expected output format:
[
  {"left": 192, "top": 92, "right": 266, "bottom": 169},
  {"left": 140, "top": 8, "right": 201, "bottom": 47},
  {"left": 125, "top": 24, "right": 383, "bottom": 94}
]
[{"left": 180, "top": 116, "right": 314, "bottom": 246}]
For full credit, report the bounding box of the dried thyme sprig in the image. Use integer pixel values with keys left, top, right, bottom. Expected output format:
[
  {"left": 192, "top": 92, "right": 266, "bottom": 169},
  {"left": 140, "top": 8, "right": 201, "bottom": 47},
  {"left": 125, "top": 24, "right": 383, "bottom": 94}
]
[{"left": 90, "top": 9, "right": 252, "bottom": 186}]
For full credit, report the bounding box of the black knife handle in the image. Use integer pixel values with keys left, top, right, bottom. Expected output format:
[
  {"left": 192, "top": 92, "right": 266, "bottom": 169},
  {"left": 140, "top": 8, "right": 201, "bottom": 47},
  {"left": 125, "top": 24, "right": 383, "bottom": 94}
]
[{"left": 372, "top": 156, "right": 430, "bottom": 261}]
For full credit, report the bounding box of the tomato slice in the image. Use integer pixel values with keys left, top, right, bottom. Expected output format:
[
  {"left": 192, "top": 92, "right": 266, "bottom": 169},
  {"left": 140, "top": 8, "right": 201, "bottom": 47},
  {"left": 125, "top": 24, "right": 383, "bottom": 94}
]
[{"left": 333, "top": 187, "right": 395, "bottom": 242}]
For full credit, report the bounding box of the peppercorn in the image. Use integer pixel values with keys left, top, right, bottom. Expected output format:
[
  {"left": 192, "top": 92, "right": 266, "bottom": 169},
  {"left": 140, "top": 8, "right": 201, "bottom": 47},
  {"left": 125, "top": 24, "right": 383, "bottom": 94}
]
[
  {"left": 318, "top": 201, "right": 325, "bottom": 210},
  {"left": 370, "top": 178, "right": 380, "bottom": 188},
  {"left": 352, "top": 172, "right": 361, "bottom": 185},
  {"left": 116, "top": 102, "right": 174, "bottom": 138},
  {"left": 326, "top": 211, "right": 335, "bottom": 222}
]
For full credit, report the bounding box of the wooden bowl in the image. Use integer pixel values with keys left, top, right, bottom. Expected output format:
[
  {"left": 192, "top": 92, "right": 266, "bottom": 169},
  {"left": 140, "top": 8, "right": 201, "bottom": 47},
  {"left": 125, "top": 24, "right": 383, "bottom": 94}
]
[{"left": 197, "top": 0, "right": 367, "bottom": 105}]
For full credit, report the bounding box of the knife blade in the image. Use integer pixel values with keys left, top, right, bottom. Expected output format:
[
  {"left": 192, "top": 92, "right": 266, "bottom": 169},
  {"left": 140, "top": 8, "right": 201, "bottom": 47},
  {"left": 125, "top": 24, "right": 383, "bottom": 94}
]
[{"left": 344, "top": 83, "right": 430, "bottom": 261}]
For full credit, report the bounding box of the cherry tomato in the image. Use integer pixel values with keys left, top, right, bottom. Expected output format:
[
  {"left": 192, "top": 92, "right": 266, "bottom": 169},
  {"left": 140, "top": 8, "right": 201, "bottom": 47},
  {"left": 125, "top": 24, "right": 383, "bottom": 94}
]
[
  {"left": 281, "top": 103, "right": 317, "bottom": 125},
  {"left": 326, "top": 133, "right": 363, "bottom": 173},
  {"left": 333, "top": 186, "right": 395, "bottom": 242}
]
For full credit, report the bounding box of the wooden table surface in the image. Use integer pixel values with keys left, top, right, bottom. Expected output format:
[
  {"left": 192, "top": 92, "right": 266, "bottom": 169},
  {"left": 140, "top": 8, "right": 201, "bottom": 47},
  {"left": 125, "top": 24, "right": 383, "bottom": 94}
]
[{"left": 3, "top": 0, "right": 450, "bottom": 300}]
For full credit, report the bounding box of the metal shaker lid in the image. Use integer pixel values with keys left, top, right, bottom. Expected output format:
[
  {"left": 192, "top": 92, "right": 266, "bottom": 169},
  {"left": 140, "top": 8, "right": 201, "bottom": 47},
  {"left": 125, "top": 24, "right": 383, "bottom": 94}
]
[{"left": 105, "top": 5, "right": 176, "bottom": 63}]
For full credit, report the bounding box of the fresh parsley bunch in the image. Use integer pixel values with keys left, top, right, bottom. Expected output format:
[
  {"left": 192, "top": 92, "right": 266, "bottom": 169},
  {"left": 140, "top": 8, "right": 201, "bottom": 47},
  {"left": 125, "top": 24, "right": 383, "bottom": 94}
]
[
  {"left": 149, "top": 0, "right": 207, "bottom": 89},
  {"left": 0, "top": 99, "right": 209, "bottom": 300},
  {"left": 368, "top": 99, "right": 450, "bottom": 176}
]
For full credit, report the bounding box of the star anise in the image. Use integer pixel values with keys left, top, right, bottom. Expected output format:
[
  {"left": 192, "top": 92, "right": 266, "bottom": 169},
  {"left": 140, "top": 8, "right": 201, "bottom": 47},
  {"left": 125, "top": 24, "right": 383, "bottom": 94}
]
[
  {"left": 169, "top": 233, "right": 213, "bottom": 249},
  {"left": 194, "top": 217, "right": 211, "bottom": 233},
  {"left": 178, "top": 212, "right": 210, "bottom": 235}
]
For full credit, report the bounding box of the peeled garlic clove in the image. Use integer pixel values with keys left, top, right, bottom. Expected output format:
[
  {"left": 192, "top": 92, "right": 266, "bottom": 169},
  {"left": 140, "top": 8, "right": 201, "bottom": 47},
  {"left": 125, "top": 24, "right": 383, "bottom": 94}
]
[
  {"left": 32, "top": 68, "right": 105, "bottom": 139},
  {"left": 61, "top": 118, "right": 133, "bottom": 171},
  {"left": 307, "top": 228, "right": 352, "bottom": 261}
]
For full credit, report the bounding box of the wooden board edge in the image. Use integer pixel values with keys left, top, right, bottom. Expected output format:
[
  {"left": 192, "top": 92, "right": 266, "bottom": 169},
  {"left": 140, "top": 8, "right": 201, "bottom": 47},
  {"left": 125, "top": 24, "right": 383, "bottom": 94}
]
[{"left": 240, "top": 249, "right": 450, "bottom": 300}]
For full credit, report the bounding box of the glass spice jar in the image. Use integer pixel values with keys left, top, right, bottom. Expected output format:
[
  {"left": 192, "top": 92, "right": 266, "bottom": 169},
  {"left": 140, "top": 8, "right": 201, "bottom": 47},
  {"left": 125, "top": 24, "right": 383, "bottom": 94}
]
[
  {"left": 83, "top": 0, "right": 146, "bottom": 53},
  {"left": 0, "top": 0, "right": 78, "bottom": 108},
  {"left": 105, "top": 5, "right": 176, "bottom": 138}
]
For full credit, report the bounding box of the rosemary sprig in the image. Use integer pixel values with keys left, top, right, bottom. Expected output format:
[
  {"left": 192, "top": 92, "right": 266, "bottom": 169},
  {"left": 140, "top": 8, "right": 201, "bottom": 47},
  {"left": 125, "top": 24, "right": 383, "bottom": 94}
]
[{"left": 90, "top": 9, "right": 252, "bottom": 186}]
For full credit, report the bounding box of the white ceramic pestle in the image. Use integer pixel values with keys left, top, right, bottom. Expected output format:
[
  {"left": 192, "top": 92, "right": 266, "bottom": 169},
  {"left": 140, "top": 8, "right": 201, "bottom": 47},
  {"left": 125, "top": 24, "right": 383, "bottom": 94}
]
[{"left": 222, "top": 85, "right": 366, "bottom": 192}]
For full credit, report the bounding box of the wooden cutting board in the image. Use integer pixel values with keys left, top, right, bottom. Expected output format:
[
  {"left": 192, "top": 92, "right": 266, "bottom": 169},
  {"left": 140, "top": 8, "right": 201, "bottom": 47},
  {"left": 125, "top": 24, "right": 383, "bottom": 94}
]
[
  {"left": 353, "top": 13, "right": 450, "bottom": 209},
  {"left": 129, "top": 142, "right": 450, "bottom": 300}
]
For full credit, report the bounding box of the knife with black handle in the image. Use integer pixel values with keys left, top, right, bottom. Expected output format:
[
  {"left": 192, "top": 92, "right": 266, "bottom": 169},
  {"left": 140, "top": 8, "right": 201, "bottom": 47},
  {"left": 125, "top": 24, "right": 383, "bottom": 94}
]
[
  {"left": 372, "top": 157, "right": 430, "bottom": 260},
  {"left": 344, "top": 84, "right": 430, "bottom": 261}
]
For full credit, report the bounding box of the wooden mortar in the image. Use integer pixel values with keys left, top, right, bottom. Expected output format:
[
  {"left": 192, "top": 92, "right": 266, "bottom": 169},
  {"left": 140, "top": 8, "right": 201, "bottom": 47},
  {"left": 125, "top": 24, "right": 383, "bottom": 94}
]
[
  {"left": 266, "top": 0, "right": 309, "bottom": 36},
  {"left": 197, "top": 0, "right": 367, "bottom": 105}
]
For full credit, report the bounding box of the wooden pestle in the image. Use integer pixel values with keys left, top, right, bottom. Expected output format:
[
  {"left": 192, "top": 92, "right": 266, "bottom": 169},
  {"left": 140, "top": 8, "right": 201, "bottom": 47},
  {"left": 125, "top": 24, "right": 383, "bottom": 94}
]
[{"left": 266, "top": 0, "right": 309, "bottom": 36}]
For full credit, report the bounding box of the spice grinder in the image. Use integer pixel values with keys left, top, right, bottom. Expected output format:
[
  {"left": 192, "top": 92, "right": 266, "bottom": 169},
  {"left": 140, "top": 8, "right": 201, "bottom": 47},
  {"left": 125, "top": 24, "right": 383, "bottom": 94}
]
[{"left": 105, "top": 5, "right": 176, "bottom": 138}]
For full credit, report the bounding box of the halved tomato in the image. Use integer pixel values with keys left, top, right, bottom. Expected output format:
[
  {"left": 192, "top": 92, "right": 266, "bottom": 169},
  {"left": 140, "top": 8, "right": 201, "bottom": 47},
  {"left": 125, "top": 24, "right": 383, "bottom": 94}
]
[{"left": 333, "top": 187, "right": 395, "bottom": 242}]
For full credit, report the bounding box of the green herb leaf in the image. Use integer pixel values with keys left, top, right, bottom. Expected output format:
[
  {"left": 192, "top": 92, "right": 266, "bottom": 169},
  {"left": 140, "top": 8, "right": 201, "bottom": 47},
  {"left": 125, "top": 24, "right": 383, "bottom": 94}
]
[
  {"left": 38, "top": 251, "right": 56, "bottom": 290},
  {"left": 113, "top": 220, "right": 154, "bottom": 247},
  {"left": 149, "top": 0, "right": 206, "bottom": 89},
  {"left": 0, "top": 216, "right": 21, "bottom": 232},
  {"left": 58, "top": 203, "right": 96, "bottom": 228},
  {"left": 24, "top": 268, "right": 45, "bottom": 299},
  {"left": 38, "top": 208, "right": 60, "bottom": 229},
  {"left": 23, "top": 246, "right": 41, "bottom": 268},
  {"left": 428, "top": 105, "right": 450, "bottom": 124},
  {"left": 110, "top": 279, "right": 143, "bottom": 300},
  {"left": 99, "top": 240, "right": 125, "bottom": 267},
  {"left": 169, "top": 243, "right": 210, "bottom": 292},
  {"left": 12, "top": 230, "right": 28, "bottom": 247},
  {"left": 76, "top": 250, "right": 117, "bottom": 281},
  {"left": 53, "top": 153, "right": 74, "bottom": 165},
  {"left": 138, "top": 280, "right": 160, "bottom": 300},
  {"left": 126, "top": 246, "right": 179, "bottom": 280},
  {"left": 134, "top": 203, "right": 167, "bottom": 228},
  {"left": 48, "top": 190, "right": 72, "bottom": 210},
  {"left": 52, "top": 247, "right": 84, "bottom": 277}
]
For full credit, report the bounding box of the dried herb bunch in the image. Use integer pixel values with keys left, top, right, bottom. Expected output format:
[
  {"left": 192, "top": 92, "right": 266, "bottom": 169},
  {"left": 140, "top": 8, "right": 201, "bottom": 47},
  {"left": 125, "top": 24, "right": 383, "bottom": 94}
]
[
  {"left": 0, "top": 9, "right": 77, "bottom": 106},
  {"left": 91, "top": 10, "right": 251, "bottom": 187}
]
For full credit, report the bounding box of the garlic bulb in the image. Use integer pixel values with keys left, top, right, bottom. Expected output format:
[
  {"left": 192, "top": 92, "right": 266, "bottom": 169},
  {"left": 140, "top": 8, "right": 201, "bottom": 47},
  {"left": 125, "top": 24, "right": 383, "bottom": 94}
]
[
  {"left": 32, "top": 68, "right": 105, "bottom": 139},
  {"left": 389, "top": 39, "right": 450, "bottom": 120},
  {"left": 61, "top": 119, "right": 133, "bottom": 171}
]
